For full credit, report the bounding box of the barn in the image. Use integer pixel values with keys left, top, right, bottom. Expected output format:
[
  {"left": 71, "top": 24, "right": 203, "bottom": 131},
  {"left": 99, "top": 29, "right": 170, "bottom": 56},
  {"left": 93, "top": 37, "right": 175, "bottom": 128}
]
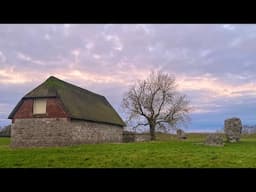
[{"left": 8, "top": 76, "right": 126, "bottom": 147}]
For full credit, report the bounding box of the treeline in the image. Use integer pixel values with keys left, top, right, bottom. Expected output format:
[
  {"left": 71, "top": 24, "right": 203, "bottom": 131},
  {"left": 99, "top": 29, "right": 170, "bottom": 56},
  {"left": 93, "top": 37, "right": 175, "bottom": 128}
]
[
  {"left": 242, "top": 125, "right": 256, "bottom": 134},
  {"left": 0, "top": 125, "right": 11, "bottom": 137}
]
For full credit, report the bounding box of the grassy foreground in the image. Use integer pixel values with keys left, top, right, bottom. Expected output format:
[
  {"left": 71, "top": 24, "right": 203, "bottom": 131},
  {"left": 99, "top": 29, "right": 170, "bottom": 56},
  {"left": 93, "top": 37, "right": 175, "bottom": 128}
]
[{"left": 0, "top": 133, "right": 256, "bottom": 168}]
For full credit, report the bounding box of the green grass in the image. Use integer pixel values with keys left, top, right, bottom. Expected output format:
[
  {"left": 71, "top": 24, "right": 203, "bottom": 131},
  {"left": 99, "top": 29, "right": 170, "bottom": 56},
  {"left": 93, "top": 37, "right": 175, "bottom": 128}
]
[{"left": 0, "top": 133, "right": 256, "bottom": 168}]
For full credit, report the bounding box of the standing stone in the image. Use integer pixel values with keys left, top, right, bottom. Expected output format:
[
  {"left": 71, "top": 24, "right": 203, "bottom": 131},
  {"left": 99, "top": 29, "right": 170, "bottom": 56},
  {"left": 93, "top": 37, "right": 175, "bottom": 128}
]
[
  {"left": 224, "top": 117, "right": 242, "bottom": 143},
  {"left": 204, "top": 134, "right": 224, "bottom": 146},
  {"left": 176, "top": 129, "right": 187, "bottom": 139}
]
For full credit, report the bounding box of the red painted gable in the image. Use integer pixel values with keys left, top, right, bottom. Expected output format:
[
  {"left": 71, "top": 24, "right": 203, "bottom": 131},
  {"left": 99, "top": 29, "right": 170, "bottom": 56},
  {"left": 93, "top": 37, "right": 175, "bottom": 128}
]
[{"left": 13, "top": 98, "right": 69, "bottom": 123}]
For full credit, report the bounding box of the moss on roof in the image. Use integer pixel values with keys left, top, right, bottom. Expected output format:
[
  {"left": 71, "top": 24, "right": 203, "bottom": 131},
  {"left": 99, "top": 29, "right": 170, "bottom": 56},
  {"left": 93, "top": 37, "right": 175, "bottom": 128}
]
[{"left": 9, "top": 76, "right": 126, "bottom": 127}]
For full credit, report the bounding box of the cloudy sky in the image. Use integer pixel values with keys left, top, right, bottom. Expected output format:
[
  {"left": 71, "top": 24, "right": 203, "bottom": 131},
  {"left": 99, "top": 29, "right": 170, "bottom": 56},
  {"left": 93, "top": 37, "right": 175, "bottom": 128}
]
[{"left": 1, "top": 24, "right": 256, "bottom": 132}]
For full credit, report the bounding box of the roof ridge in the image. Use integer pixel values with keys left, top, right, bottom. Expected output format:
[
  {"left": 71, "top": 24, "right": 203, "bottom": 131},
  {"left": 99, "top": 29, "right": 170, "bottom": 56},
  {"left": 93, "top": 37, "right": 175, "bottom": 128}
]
[
  {"left": 23, "top": 80, "right": 49, "bottom": 98},
  {"left": 48, "top": 76, "right": 104, "bottom": 98}
]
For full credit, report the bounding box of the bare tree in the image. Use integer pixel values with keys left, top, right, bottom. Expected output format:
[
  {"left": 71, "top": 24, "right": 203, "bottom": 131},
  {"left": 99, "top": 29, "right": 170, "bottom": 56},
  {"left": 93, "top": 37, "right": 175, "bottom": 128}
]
[
  {"left": 122, "top": 70, "right": 192, "bottom": 140},
  {"left": 242, "top": 125, "right": 256, "bottom": 134}
]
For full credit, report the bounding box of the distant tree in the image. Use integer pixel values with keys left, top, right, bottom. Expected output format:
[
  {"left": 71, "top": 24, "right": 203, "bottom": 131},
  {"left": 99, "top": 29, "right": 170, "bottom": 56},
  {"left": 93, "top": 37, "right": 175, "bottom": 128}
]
[
  {"left": 122, "top": 70, "right": 192, "bottom": 141},
  {"left": 242, "top": 125, "right": 256, "bottom": 134},
  {"left": 0, "top": 125, "right": 11, "bottom": 137}
]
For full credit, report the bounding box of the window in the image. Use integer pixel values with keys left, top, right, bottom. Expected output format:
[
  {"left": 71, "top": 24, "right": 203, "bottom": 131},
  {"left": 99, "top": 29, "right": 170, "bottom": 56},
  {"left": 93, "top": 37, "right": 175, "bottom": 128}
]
[{"left": 33, "top": 99, "right": 47, "bottom": 114}]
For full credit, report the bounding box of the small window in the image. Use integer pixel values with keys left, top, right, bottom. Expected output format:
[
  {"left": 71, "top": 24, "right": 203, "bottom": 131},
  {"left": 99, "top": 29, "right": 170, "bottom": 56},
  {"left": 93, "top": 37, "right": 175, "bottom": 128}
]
[{"left": 33, "top": 99, "right": 47, "bottom": 114}]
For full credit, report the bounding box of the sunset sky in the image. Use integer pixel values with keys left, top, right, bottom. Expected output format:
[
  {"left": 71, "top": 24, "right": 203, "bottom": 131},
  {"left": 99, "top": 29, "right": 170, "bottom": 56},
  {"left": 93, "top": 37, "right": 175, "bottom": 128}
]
[{"left": 1, "top": 24, "right": 256, "bottom": 132}]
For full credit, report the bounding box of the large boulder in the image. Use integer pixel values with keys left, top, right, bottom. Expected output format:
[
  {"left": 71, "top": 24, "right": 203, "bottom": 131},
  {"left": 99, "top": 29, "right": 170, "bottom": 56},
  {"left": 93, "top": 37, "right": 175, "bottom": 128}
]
[
  {"left": 204, "top": 134, "right": 224, "bottom": 146},
  {"left": 176, "top": 129, "right": 187, "bottom": 139},
  {"left": 224, "top": 117, "right": 242, "bottom": 143}
]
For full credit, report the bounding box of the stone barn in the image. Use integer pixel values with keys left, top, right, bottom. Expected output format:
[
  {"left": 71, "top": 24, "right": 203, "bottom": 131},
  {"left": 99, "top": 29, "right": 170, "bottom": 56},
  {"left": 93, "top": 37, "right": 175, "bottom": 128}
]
[{"left": 8, "top": 76, "right": 126, "bottom": 147}]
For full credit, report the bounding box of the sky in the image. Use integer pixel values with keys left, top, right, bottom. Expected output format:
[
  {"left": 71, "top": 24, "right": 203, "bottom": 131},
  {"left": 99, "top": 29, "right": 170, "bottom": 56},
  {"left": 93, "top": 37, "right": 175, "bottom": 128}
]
[{"left": 1, "top": 24, "right": 256, "bottom": 132}]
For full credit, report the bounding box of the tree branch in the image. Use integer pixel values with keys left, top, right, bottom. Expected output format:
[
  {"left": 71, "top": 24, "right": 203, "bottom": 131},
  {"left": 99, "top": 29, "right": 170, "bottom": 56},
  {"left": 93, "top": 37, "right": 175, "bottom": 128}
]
[
  {"left": 154, "top": 90, "right": 166, "bottom": 119},
  {"left": 149, "top": 87, "right": 161, "bottom": 118},
  {"left": 133, "top": 123, "right": 149, "bottom": 129}
]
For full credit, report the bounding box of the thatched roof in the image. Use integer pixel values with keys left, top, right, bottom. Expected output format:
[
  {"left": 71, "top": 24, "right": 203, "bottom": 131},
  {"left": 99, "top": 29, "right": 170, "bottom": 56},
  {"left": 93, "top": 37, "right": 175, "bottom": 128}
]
[{"left": 8, "top": 76, "right": 125, "bottom": 127}]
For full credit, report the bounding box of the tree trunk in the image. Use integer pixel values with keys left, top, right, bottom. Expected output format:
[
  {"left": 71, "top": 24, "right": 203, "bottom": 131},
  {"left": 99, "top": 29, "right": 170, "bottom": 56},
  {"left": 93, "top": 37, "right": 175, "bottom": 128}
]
[{"left": 149, "top": 123, "right": 156, "bottom": 140}]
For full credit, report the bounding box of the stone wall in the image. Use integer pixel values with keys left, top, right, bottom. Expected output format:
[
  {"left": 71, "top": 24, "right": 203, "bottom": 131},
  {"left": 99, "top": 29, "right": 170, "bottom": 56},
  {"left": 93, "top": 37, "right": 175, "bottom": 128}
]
[
  {"left": 122, "top": 131, "right": 151, "bottom": 142},
  {"left": 134, "top": 134, "right": 151, "bottom": 142},
  {"left": 11, "top": 118, "right": 123, "bottom": 147},
  {"left": 122, "top": 131, "right": 135, "bottom": 142},
  {"left": 71, "top": 120, "right": 123, "bottom": 144}
]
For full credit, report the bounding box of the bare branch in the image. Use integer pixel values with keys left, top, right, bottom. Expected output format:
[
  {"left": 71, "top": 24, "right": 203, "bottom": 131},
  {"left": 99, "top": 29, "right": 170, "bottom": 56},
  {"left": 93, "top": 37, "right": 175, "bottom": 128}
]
[
  {"left": 132, "top": 123, "right": 149, "bottom": 129},
  {"left": 121, "top": 70, "right": 191, "bottom": 140},
  {"left": 154, "top": 90, "right": 167, "bottom": 119}
]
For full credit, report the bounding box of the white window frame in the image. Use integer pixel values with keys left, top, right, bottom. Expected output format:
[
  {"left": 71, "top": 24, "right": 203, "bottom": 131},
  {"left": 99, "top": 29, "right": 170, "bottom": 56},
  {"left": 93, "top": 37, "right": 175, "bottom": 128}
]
[{"left": 33, "top": 99, "right": 47, "bottom": 115}]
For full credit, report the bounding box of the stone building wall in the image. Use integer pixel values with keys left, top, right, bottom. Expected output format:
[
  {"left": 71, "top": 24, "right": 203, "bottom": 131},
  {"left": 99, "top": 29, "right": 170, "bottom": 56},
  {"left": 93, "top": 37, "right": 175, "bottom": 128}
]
[
  {"left": 71, "top": 120, "right": 123, "bottom": 144},
  {"left": 11, "top": 118, "right": 72, "bottom": 147},
  {"left": 11, "top": 118, "right": 123, "bottom": 147}
]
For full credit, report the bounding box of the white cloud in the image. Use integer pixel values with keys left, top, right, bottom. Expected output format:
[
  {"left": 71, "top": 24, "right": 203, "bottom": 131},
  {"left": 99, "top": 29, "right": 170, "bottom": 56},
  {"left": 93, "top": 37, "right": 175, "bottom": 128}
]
[
  {"left": 85, "top": 42, "right": 94, "bottom": 50},
  {"left": 56, "top": 65, "right": 151, "bottom": 87},
  {"left": 0, "top": 67, "right": 32, "bottom": 84},
  {"left": 135, "top": 24, "right": 152, "bottom": 35},
  {"left": 222, "top": 24, "right": 235, "bottom": 30},
  {"left": 71, "top": 49, "right": 80, "bottom": 57},
  {"left": 93, "top": 54, "right": 101, "bottom": 59},
  {"left": 200, "top": 49, "right": 212, "bottom": 57},
  {"left": 177, "top": 73, "right": 256, "bottom": 98},
  {"left": 64, "top": 24, "right": 71, "bottom": 28},
  {"left": 17, "top": 52, "right": 32, "bottom": 62},
  {"left": 105, "top": 35, "right": 123, "bottom": 51},
  {"left": 230, "top": 38, "right": 242, "bottom": 47},
  {"left": 44, "top": 33, "right": 51, "bottom": 40},
  {"left": 63, "top": 24, "right": 73, "bottom": 37},
  {"left": 0, "top": 51, "right": 6, "bottom": 63}
]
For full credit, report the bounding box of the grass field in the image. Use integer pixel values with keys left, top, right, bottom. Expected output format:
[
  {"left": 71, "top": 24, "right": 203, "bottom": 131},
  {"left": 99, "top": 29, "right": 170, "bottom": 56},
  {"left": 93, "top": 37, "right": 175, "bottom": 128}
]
[{"left": 0, "top": 133, "right": 256, "bottom": 168}]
